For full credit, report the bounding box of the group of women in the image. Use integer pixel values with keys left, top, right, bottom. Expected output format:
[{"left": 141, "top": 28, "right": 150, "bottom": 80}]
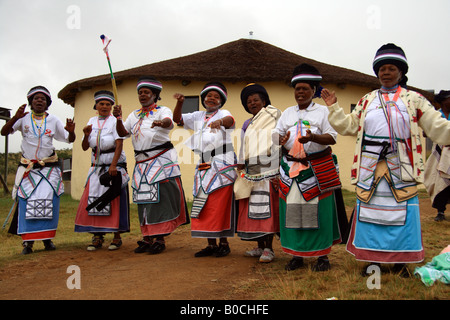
[{"left": 3, "top": 43, "right": 450, "bottom": 277}]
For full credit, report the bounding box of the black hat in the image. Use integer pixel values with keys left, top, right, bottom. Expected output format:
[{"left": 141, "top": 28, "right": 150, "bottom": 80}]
[
  {"left": 200, "top": 81, "right": 227, "bottom": 108},
  {"left": 240, "top": 83, "right": 271, "bottom": 114},
  {"left": 136, "top": 76, "right": 162, "bottom": 100},
  {"left": 291, "top": 63, "right": 323, "bottom": 98},
  {"left": 373, "top": 43, "right": 408, "bottom": 85},
  {"left": 93, "top": 90, "right": 115, "bottom": 109},
  {"left": 27, "top": 86, "right": 52, "bottom": 107},
  {"left": 435, "top": 90, "right": 450, "bottom": 104}
]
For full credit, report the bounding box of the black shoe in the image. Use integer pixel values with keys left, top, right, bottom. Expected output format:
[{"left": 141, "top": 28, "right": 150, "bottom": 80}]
[
  {"left": 148, "top": 241, "right": 166, "bottom": 254},
  {"left": 393, "top": 263, "right": 410, "bottom": 278},
  {"left": 215, "top": 243, "right": 231, "bottom": 257},
  {"left": 43, "top": 240, "right": 56, "bottom": 251},
  {"left": 195, "top": 245, "right": 218, "bottom": 257},
  {"left": 21, "top": 241, "right": 34, "bottom": 255},
  {"left": 134, "top": 240, "right": 152, "bottom": 253},
  {"left": 434, "top": 212, "right": 445, "bottom": 222},
  {"left": 312, "top": 257, "right": 330, "bottom": 272},
  {"left": 285, "top": 257, "right": 304, "bottom": 271}
]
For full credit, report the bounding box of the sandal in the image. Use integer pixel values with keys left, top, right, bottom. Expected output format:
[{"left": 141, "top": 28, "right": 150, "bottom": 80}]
[
  {"left": 87, "top": 235, "right": 104, "bottom": 251},
  {"left": 108, "top": 238, "right": 122, "bottom": 251}
]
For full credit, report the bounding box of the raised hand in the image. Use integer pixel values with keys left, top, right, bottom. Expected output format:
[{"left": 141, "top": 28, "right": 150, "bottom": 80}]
[
  {"left": 173, "top": 93, "right": 185, "bottom": 103},
  {"left": 14, "top": 104, "right": 28, "bottom": 119},
  {"left": 321, "top": 88, "right": 337, "bottom": 106},
  {"left": 83, "top": 124, "right": 93, "bottom": 136},
  {"left": 113, "top": 104, "right": 122, "bottom": 118},
  {"left": 65, "top": 118, "right": 76, "bottom": 143},
  {"left": 65, "top": 118, "right": 75, "bottom": 133}
]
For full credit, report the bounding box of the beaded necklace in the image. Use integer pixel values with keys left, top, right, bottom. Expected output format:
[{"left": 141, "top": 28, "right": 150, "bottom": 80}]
[
  {"left": 132, "top": 103, "right": 159, "bottom": 140},
  {"left": 379, "top": 85, "right": 411, "bottom": 152},
  {"left": 30, "top": 111, "right": 47, "bottom": 160},
  {"left": 93, "top": 115, "right": 110, "bottom": 166}
]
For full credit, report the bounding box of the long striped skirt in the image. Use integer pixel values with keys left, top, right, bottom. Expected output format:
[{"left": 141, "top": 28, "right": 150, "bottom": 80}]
[
  {"left": 237, "top": 180, "right": 279, "bottom": 240},
  {"left": 11, "top": 195, "right": 60, "bottom": 241},
  {"left": 75, "top": 185, "right": 130, "bottom": 234},
  {"left": 279, "top": 188, "right": 342, "bottom": 257},
  {"left": 346, "top": 179, "right": 424, "bottom": 263},
  {"left": 191, "top": 184, "right": 236, "bottom": 238},
  {"left": 138, "top": 177, "right": 189, "bottom": 237},
  {"left": 9, "top": 166, "right": 63, "bottom": 241}
]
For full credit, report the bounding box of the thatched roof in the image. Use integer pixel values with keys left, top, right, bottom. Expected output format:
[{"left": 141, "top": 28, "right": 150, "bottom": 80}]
[{"left": 58, "top": 38, "right": 430, "bottom": 107}]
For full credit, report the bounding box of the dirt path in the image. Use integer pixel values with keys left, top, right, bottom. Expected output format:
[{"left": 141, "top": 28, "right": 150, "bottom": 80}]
[
  {"left": 0, "top": 225, "right": 274, "bottom": 300},
  {"left": 0, "top": 197, "right": 444, "bottom": 300}
]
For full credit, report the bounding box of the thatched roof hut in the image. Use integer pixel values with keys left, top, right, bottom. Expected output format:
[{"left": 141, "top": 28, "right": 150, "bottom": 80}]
[
  {"left": 60, "top": 38, "right": 431, "bottom": 107},
  {"left": 61, "top": 38, "right": 434, "bottom": 198}
]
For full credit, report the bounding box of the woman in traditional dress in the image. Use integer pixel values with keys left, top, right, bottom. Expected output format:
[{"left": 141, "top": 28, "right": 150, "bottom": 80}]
[
  {"left": 75, "top": 90, "right": 130, "bottom": 251},
  {"left": 1, "top": 86, "right": 75, "bottom": 254},
  {"left": 424, "top": 90, "right": 450, "bottom": 222},
  {"left": 113, "top": 76, "right": 188, "bottom": 254},
  {"left": 322, "top": 43, "right": 450, "bottom": 276},
  {"left": 273, "top": 64, "right": 346, "bottom": 271},
  {"left": 235, "top": 83, "right": 281, "bottom": 263},
  {"left": 173, "top": 82, "right": 237, "bottom": 257}
]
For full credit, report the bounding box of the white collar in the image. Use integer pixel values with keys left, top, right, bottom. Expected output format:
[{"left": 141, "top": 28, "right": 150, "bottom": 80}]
[{"left": 297, "top": 102, "right": 316, "bottom": 111}]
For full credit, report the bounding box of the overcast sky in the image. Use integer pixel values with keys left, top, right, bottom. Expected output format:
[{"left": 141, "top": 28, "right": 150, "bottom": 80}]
[{"left": 1, "top": 0, "right": 449, "bottom": 153}]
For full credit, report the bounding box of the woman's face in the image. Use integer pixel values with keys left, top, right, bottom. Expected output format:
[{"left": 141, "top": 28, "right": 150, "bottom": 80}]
[
  {"left": 96, "top": 100, "right": 112, "bottom": 117},
  {"left": 294, "top": 83, "right": 314, "bottom": 108},
  {"left": 138, "top": 88, "right": 156, "bottom": 107},
  {"left": 31, "top": 93, "right": 48, "bottom": 114},
  {"left": 204, "top": 90, "right": 222, "bottom": 111},
  {"left": 378, "top": 64, "right": 402, "bottom": 88},
  {"left": 246, "top": 93, "right": 265, "bottom": 116}
]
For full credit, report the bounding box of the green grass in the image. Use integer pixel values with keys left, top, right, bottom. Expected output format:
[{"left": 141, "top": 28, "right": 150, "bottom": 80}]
[
  {"left": 248, "top": 188, "right": 450, "bottom": 300},
  {"left": 0, "top": 192, "right": 141, "bottom": 266}
]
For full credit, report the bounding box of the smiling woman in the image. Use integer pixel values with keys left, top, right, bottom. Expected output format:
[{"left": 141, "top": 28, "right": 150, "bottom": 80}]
[
  {"left": 235, "top": 83, "right": 281, "bottom": 263},
  {"left": 75, "top": 90, "right": 130, "bottom": 252},
  {"left": 112, "top": 76, "right": 189, "bottom": 255},
  {"left": 378, "top": 64, "right": 403, "bottom": 89},
  {"left": 273, "top": 64, "right": 347, "bottom": 272},
  {"left": 0, "top": 86, "right": 76, "bottom": 254},
  {"left": 324, "top": 43, "right": 450, "bottom": 277},
  {"left": 173, "top": 82, "right": 238, "bottom": 258}
]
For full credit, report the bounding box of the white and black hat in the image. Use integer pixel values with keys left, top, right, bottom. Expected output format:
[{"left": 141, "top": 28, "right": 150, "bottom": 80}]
[{"left": 93, "top": 90, "right": 115, "bottom": 109}]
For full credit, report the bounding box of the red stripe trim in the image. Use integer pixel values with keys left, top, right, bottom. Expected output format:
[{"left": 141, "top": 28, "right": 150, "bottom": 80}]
[{"left": 21, "top": 230, "right": 56, "bottom": 241}]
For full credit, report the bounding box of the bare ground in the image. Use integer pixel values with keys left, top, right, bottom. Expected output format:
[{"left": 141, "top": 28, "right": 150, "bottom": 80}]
[
  {"left": 0, "top": 225, "right": 275, "bottom": 300},
  {"left": 0, "top": 197, "right": 447, "bottom": 300}
]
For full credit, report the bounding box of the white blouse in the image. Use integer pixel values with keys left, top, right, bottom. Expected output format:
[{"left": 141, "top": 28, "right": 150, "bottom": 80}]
[
  {"left": 123, "top": 106, "right": 174, "bottom": 158},
  {"left": 86, "top": 115, "right": 126, "bottom": 165},
  {"left": 12, "top": 113, "right": 69, "bottom": 160},
  {"left": 274, "top": 102, "right": 337, "bottom": 154}
]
